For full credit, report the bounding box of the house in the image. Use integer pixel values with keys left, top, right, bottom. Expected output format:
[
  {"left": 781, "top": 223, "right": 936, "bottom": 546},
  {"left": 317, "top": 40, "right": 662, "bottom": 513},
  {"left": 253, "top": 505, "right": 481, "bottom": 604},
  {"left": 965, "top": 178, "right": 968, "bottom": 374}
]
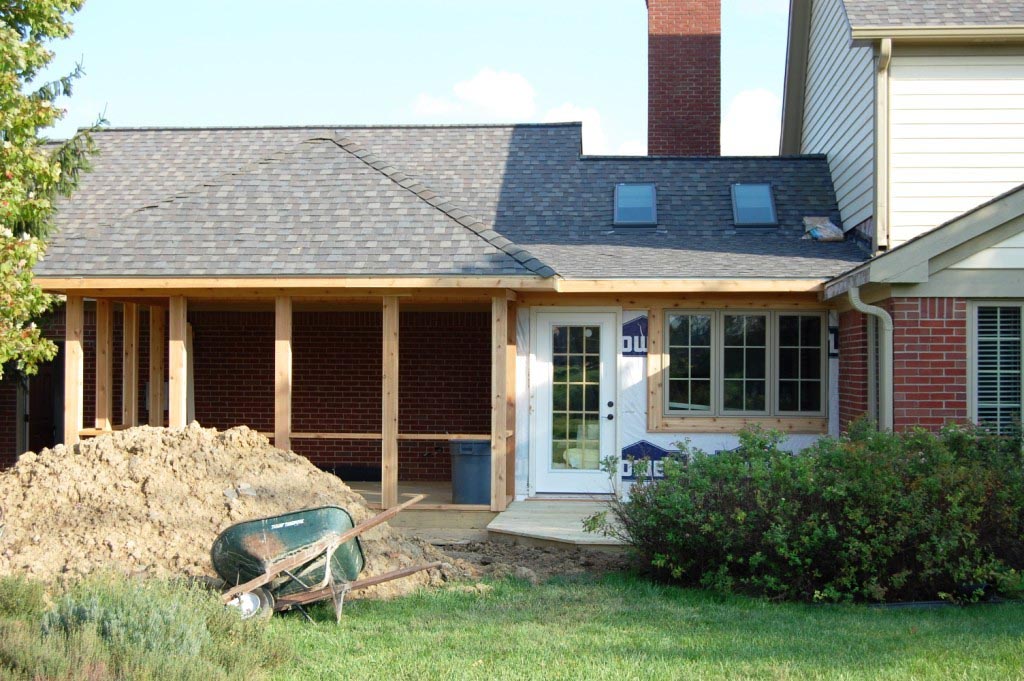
[
  {"left": 25, "top": 0, "right": 1021, "bottom": 522},
  {"left": 782, "top": 0, "right": 1024, "bottom": 433}
]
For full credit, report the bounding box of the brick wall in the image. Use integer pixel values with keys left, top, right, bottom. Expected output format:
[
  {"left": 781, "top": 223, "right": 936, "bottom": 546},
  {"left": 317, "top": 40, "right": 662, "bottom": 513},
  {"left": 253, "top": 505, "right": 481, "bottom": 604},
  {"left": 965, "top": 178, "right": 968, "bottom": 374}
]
[
  {"left": 838, "top": 309, "right": 869, "bottom": 431},
  {"left": 889, "top": 297, "right": 968, "bottom": 430},
  {"left": 189, "top": 310, "right": 490, "bottom": 481},
  {"left": 647, "top": 0, "right": 721, "bottom": 156}
]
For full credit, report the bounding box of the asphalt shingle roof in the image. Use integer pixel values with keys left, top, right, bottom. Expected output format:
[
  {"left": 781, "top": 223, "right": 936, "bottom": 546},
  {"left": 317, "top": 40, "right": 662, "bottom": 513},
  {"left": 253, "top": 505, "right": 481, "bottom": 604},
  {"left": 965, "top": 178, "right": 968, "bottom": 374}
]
[
  {"left": 39, "top": 123, "right": 867, "bottom": 280},
  {"left": 843, "top": 0, "right": 1024, "bottom": 28}
]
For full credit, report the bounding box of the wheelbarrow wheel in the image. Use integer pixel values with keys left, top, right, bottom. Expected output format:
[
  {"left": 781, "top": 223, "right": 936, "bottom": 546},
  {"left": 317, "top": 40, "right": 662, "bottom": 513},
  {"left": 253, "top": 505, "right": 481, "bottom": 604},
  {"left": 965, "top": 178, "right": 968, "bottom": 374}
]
[{"left": 226, "top": 587, "right": 275, "bottom": 621}]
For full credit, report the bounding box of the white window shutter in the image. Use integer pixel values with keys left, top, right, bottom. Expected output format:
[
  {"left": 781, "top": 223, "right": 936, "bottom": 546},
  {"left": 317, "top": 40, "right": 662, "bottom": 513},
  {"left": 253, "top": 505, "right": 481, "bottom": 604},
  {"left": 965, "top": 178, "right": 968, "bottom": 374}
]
[{"left": 976, "top": 306, "right": 1022, "bottom": 434}]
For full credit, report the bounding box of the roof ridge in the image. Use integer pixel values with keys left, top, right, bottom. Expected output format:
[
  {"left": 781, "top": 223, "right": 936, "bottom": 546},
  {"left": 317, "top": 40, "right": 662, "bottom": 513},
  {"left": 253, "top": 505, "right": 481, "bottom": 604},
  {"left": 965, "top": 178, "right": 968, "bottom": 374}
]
[{"left": 319, "top": 133, "right": 558, "bottom": 278}]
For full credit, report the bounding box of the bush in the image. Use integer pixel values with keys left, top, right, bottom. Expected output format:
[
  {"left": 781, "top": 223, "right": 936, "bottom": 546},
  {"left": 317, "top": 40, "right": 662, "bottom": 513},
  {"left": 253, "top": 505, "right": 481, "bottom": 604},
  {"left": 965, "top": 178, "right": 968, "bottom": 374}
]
[
  {"left": 0, "top": 576, "right": 286, "bottom": 680},
  {"left": 602, "top": 422, "right": 1024, "bottom": 603}
]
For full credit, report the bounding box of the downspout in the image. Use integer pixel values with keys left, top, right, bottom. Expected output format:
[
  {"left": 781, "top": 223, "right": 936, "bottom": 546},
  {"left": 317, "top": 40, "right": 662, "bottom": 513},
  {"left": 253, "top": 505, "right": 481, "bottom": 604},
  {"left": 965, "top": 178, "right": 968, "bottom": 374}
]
[
  {"left": 875, "top": 37, "right": 893, "bottom": 252},
  {"left": 848, "top": 287, "right": 893, "bottom": 430}
]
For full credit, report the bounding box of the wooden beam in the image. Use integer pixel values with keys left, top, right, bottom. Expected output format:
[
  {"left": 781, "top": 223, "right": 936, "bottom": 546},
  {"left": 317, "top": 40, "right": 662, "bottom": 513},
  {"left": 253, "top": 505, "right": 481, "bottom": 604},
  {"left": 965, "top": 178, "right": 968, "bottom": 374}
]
[
  {"left": 35, "top": 276, "right": 555, "bottom": 292},
  {"left": 121, "top": 303, "right": 139, "bottom": 427},
  {"left": 646, "top": 307, "right": 664, "bottom": 433},
  {"left": 94, "top": 299, "right": 114, "bottom": 430},
  {"left": 63, "top": 296, "right": 84, "bottom": 446},
  {"left": 148, "top": 306, "right": 165, "bottom": 426},
  {"left": 275, "top": 296, "right": 292, "bottom": 451},
  {"left": 490, "top": 295, "right": 508, "bottom": 512},
  {"left": 555, "top": 279, "right": 826, "bottom": 294},
  {"left": 292, "top": 432, "right": 382, "bottom": 440},
  {"left": 168, "top": 296, "right": 188, "bottom": 428},
  {"left": 381, "top": 296, "right": 400, "bottom": 509}
]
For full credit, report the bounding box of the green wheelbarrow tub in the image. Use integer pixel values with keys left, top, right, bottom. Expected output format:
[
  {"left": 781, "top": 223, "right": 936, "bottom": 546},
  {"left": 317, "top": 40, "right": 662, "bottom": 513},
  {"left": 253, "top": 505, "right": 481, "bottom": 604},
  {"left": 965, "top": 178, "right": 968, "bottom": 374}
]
[{"left": 211, "top": 506, "right": 365, "bottom": 600}]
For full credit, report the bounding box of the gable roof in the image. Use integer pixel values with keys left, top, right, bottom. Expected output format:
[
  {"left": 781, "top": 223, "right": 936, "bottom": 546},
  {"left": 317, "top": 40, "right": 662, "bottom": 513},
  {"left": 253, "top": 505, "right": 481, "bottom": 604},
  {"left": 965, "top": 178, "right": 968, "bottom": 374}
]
[
  {"left": 38, "top": 123, "right": 865, "bottom": 283},
  {"left": 824, "top": 181, "right": 1024, "bottom": 299}
]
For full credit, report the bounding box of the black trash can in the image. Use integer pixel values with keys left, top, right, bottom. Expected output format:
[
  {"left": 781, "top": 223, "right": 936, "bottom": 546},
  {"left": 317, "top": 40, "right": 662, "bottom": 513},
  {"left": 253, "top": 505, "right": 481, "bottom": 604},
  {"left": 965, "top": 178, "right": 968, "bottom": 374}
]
[{"left": 450, "top": 440, "right": 491, "bottom": 505}]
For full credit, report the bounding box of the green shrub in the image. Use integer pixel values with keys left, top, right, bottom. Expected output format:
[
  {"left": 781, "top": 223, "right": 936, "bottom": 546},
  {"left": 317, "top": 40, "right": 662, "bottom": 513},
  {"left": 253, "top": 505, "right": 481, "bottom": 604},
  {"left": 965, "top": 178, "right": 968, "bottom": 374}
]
[
  {"left": 604, "top": 422, "right": 1024, "bottom": 603},
  {"left": 0, "top": 576, "right": 286, "bottom": 680}
]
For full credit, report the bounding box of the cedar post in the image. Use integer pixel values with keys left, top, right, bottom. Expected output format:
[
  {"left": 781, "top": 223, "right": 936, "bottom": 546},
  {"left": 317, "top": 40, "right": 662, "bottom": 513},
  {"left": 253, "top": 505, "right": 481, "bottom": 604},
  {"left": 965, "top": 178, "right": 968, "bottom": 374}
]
[
  {"left": 275, "top": 296, "right": 293, "bottom": 451},
  {"left": 490, "top": 295, "right": 508, "bottom": 511},
  {"left": 94, "top": 299, "right": 113, "bottom": 430},
  {"left": 63, "top": 296, "right": 85, "bottom": 446},
  {"left": 506, "top": 301, "right": 517, "bottom": 500},
  {"left": 121, "top": 303, "right": 139, "bottom": 426},
  {"left": 168, "top": 296, "right": 188, "bottom": 428},
  {"left": 381, "top": 296, "right": 399, "bottom": 509},
  {"left": 148, "top": 307, "right": 165, "bottom": 426}
]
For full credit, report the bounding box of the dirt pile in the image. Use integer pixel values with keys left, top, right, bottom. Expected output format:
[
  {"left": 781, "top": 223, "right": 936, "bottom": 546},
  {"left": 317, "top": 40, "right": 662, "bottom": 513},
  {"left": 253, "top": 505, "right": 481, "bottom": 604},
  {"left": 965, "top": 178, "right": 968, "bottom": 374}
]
[{"left": 0, "top": 425, "right": 463, "bottom": 597}]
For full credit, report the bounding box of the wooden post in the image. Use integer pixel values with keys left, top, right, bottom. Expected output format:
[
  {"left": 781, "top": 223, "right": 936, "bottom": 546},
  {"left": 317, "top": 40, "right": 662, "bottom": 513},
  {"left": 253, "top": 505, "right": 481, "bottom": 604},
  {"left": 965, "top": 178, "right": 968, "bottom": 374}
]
[
  {"left": 63, "top": 296, "right": 84, "bottom": 446},
  {"left": 94, "top": 299, "right": 114, "bottom": 430},
  {"left": 506, "top": 301, "right": 517, "bottom": 500},
  {"left": 168, "top": 296, "right": 188, "bottom": 428},
  {"left": 275, "top": 296, "right": 293, "bottom": 451},
  {"left": 148, "top": 307, "right": 165, "bottom": 426},
  {"left": 490, "top": 295, "right": 508, "bottom": 511},
  {"left": 121, "top": 303, "right": 139, "bottom": 427},
  {"left": 381, "top": 296, "right": 399, "bottom": 509}
]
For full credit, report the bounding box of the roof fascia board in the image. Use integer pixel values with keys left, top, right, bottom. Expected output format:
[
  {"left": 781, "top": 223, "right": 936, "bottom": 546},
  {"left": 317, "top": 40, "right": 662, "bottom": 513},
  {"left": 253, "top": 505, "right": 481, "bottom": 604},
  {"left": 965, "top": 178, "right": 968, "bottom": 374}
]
[
  {"left": 851, "top": 25, "right": 1024, "bottom": 41},
  {"left": 555, "top": 279, "right": 826, "bottom": 294},
  {"left": 780, "top": 0, "right": 813, "bottom": 155},
  {"left": 35, "top": 276, "right": 557, "bottom": 292}
]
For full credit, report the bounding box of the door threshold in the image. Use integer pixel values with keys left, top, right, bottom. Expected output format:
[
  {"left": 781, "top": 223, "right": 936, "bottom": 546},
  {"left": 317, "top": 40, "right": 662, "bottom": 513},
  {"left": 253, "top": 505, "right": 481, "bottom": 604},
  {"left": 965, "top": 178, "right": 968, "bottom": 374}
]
[{"left": 528, "top": 493, "right": 615, "bottom": 502}]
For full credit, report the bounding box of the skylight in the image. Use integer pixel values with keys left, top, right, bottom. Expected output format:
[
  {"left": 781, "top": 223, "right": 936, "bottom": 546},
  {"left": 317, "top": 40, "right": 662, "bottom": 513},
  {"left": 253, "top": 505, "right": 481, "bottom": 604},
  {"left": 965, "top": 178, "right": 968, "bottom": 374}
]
[
  {"left": 614, "top": 183, "right": 657, "bottom": 226},
  {"left": 731, "top": 184, "right": 778, "bottom": 226}
]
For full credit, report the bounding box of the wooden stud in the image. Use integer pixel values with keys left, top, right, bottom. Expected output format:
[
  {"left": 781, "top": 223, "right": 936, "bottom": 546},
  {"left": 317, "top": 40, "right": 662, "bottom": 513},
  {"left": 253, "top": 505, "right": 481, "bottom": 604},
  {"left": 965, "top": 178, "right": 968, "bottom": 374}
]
[
  {"left": 646, "top": 307, "right": 664, "bottom": 432},
  {"left": 490, "top": 295, "right": 508, "bottom": 512},
  {"left": 63, "top": 296, "right": 85, "bottom": 446},
  {"left": 121, "top": 303, "right": 139, "bottom": 427},
  {"left": 168, "top": 296, "right": 188, "bottom": 428},
  {"left": 275, "top": 296, "right": 292, "bottom": 451},
  {"left": 94, "top": 299, "right": 114, "bottom": 430},
  {"left": 381, "top": 296, "right": 400, "bottom": 509},
  {"left": 148, "top": 306, "right": 165, "bottom": 426}
]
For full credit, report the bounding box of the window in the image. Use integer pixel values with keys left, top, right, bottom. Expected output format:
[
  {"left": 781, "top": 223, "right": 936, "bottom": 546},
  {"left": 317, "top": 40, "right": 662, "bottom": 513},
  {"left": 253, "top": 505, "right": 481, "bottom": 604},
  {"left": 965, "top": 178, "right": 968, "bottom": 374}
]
[
  {"left": 659, "top": 311, "right": 826, "bottom": 419},
  {"left": 974, "top": 305, "right": 1022, "bottom": 434},
  {"left": 614, "top": 183, "right": 657, "bottom": 225},
  {"left": 731, "top": 183, "right": 777, "bottom": 226}
]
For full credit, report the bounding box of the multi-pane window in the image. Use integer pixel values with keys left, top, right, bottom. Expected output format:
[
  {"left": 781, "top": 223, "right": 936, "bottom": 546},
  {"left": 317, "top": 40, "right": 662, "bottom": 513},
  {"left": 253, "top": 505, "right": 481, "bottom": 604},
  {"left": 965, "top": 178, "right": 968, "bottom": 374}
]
[
  {"left": 551, "top": 325, "right": 601, "bottom": 470},
  {"left": 664, "top": 311, "right": 826, "bottom": 417},
  {"left": 975, "top": 306, "right": 1022, "bottom": 434}
]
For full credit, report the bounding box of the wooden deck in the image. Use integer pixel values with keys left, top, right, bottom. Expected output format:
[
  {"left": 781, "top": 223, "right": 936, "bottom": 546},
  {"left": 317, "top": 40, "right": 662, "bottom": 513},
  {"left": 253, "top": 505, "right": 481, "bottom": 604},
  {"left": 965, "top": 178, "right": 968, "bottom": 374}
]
[{"left": 486, "top": 500, "right": 626, "bottom": 549}]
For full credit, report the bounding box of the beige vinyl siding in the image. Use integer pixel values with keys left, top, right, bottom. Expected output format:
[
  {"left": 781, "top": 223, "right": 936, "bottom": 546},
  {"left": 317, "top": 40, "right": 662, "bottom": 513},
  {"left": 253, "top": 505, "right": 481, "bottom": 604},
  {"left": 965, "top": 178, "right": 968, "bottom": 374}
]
[
  {"left": 950, "top": 231, "right": 1024, "bottom": 270},
  {"left": 801, "top": 0, "right": 875, "bottom": 230},
  {"left": 890, "top": 54, "right": 1024, "bottom": 246}
]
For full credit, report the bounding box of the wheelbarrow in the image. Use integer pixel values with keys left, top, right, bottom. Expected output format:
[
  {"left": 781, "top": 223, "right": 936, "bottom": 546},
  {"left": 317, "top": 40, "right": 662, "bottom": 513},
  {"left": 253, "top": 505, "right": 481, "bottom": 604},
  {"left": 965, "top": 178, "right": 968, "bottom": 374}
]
[{"left": 212, "top": 494, "right": 441, "bottom": 622}]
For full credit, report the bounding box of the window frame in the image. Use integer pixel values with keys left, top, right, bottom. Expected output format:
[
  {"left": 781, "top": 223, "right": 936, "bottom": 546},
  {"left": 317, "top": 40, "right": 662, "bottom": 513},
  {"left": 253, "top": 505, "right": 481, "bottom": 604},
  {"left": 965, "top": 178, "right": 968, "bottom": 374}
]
[
  {"left": 968, "top": 300, "right": 1024, "bottom": 434},
  {"left": 648, "top": 307, "right": 828, "bottom": 433},
  {"left": 613, "top": 183, "right": 658, "bottom": 226},
  {"left": 731, "top": 183, "right": 779, "bottom": 227}
]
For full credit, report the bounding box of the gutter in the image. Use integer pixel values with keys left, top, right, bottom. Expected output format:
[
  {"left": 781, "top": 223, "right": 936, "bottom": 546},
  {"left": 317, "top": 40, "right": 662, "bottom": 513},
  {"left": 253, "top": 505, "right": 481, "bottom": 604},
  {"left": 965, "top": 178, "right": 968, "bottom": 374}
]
[{"left": 848, "top": 287, "right": 893, "bottom": 431}]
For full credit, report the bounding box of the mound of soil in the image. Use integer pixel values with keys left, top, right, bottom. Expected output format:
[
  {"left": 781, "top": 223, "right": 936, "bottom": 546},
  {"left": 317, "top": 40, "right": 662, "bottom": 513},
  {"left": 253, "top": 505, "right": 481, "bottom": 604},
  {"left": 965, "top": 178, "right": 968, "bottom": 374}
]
[{"left": 0, "top": 425, "right": 464, "bottom": 597}]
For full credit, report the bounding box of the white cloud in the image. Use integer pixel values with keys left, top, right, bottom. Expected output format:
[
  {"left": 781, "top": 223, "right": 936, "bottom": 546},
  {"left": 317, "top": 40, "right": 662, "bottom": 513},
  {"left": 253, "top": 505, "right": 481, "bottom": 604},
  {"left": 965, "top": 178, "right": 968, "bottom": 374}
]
[
  {"left": 452, "top": 68, "right": 537, "bottom": 119},
  {"left": 615, "top": 139, "right": 647, "bottom": 156},
  {"left": 721, "top": 88, "right": 781, "bottom": 156},
  {"left": 412, "top": 68, "right": 536, "bottom": 121},
  {"left": 542, "top": 103, "right": 609, "bottom": 155}
]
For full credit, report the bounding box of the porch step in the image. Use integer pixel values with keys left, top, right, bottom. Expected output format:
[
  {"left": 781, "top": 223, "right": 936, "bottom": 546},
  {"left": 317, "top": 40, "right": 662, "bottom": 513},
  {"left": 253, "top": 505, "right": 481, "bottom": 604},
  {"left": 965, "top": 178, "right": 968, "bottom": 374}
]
[{"left": 486, "top": 500, "right": 626, "bottom": 550}]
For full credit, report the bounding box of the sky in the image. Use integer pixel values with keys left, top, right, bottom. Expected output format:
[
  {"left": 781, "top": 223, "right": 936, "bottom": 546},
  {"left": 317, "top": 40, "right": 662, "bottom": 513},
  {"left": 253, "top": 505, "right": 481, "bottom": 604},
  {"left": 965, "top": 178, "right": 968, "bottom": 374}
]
[{"left": 43, "top": 0, "right": 791, "bottom": 155}]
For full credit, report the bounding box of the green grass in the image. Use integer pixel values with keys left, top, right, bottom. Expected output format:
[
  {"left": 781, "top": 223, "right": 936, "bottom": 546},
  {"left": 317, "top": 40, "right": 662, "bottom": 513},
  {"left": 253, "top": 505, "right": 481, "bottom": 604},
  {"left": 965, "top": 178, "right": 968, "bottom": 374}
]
[{"left": 269, "top": 572, "right": 1024, "bottom": 681}]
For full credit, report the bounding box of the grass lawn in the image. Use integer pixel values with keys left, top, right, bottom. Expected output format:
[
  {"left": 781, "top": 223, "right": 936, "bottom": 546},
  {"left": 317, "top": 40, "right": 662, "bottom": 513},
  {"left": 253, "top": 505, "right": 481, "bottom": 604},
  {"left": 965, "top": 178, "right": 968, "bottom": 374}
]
[{"left": 268, "top": 572, "right": 1024, "bottom": 680}]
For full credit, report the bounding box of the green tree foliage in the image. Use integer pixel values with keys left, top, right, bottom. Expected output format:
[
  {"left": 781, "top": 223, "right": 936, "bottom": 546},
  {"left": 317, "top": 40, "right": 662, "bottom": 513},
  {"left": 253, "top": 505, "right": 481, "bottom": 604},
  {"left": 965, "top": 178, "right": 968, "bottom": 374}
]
[{"left": 1, "top": 0, "right": 100, "bottom": 379}]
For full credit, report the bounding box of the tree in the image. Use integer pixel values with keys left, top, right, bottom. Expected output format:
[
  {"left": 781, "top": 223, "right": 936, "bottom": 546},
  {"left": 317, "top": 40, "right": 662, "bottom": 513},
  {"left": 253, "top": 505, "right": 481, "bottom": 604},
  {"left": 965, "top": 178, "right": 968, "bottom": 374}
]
[{"left": 1, "top": 0, "right": 100, "bottom": 379}]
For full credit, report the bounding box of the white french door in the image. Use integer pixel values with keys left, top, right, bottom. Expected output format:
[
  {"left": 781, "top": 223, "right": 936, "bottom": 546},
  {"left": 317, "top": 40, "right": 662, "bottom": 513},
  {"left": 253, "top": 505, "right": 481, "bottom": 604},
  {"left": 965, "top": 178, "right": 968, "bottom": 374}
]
[{"left": 532, "top": 312, "right": 618, "bottom": 494}]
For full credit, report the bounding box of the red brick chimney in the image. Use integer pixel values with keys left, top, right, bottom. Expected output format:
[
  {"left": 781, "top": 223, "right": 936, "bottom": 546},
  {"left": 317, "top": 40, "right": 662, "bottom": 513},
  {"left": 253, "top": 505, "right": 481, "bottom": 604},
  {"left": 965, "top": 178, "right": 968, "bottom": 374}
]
[{"left": 647, "top": 0, "right": 721, "bottom": 156}]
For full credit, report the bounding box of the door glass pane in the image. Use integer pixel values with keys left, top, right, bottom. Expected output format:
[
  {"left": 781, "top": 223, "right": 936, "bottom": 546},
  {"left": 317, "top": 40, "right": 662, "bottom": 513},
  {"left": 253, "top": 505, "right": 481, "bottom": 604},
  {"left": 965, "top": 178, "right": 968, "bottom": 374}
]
[{"left": 551, "top": 325, "right": 602, "bottom": 470}]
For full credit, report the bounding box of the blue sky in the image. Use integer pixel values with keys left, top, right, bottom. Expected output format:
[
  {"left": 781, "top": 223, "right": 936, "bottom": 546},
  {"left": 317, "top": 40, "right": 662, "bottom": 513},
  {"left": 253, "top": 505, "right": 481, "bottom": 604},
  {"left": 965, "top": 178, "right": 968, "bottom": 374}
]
[{"left": 44, "top": 0, "right": 790, "bottom": 155}]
